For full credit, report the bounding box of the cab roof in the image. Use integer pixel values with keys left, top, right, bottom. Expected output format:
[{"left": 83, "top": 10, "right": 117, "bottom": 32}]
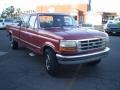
[{"left": 24, "top": 13, "right": 69, "bottom": 16}]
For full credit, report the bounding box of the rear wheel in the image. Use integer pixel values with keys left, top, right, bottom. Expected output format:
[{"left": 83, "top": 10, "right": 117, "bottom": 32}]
[
  {"left": 87, "top": 59, "right": 101, "bottom": 66},
  {"left": 11, "top": 39, "right": 18, "bottom": 50},
  {"left": 44, "top": 48, "right": 59, "bottom": 76}
]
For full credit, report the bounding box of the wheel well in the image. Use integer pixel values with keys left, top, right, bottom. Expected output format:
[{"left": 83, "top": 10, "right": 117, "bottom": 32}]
[
  {"left": 8, "top": 32, "right": 12, "bottom": 41},
  {"left": 43, "top": 46, "right": 55, "bottom": 55}
]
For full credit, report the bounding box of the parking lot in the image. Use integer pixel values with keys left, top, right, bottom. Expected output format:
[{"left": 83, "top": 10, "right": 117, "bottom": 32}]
[{"left": 0, "top": 30, "right": 120, "bottom": 90}]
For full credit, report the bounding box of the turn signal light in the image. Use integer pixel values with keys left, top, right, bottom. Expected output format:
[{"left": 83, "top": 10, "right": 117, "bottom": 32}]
[{"left": 59, "top": 47, "right": 76, "bottom": 52}]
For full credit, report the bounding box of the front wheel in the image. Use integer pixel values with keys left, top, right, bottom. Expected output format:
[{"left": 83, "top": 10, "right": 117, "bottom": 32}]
[
  {"left": 44, "top": 48, "right": 59, "bottom": 76},
  {"left": 105, "top": 30, "right": 112, "bottom": 35}
]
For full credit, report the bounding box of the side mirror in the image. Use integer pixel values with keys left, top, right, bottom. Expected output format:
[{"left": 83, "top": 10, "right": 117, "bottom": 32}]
[{"left": 18, "top": 21, "right": 23, "bottom": 26}]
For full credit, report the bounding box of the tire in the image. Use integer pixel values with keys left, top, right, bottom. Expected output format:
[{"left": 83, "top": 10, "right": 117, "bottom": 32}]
[
  {"left": 11, "top": 40, "right": 18, "bottom": 49},
  {"left": 44, "top": 48, "right": 59, "bottom": 76},
  {"left": 105, "top": 30, "right": 112, "bottom": 35},
  {"left": 87, "top": 59, "right": 101, "bottom": 66}
]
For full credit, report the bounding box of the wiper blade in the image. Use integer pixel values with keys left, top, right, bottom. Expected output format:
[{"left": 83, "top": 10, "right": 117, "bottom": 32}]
[{"left": 62, "top": 25, "right": 76, "bottom": 27}]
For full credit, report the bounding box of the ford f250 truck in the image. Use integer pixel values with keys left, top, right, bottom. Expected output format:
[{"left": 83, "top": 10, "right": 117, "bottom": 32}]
[{"left": 6, "top": 13, "right": 110, "bottom": 75}]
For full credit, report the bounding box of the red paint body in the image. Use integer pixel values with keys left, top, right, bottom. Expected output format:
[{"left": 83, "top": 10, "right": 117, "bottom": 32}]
[{"left": 6, "top": 13, "right": 108, "bottom": 56}]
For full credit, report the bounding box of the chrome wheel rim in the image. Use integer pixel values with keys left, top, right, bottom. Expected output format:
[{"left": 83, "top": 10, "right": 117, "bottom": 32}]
[
  {"left": 45, "top": 54, "right": 51, "bottom": 70},
  {"left": 11, "top": 42, "right": 13, "bottom": 47}
]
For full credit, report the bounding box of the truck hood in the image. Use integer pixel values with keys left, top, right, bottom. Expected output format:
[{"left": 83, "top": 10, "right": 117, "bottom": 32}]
[{"left": 45, "top": 27, "right": 107, "bottom": 40}]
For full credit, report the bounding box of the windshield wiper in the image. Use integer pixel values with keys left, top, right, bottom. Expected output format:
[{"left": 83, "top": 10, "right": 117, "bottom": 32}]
[{"left": 62, "top": 25, "right": 76, "bottom": 27}]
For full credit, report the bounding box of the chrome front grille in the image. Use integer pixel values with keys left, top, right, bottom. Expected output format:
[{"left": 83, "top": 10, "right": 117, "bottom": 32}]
[{"left": 78, "top": 38, "right": 106, "bottom": 51}]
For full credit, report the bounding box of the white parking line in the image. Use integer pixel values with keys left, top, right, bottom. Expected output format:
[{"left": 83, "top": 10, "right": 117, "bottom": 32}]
[
  {"left": 0, "top": 52, "right": 8, "bottom": 56},
  {"left": 29, "top": 52, "right": 36, "bottom": 57}
]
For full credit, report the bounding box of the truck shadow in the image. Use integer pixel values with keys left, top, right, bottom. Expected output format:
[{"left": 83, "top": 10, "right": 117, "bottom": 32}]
[
  {"left": 14, "top": 47, "right": 102, "bottom": 79},
  {"left": 0, "top": 44, "right": 103, "bottom": 79},
  {"left": 53, "top": 64, "right": 101, "bottom": 79}
]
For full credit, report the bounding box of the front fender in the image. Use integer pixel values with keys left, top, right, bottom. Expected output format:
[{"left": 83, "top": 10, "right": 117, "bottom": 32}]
[{"left": 41, "top": 41, "right": 59, "bottom": 55}]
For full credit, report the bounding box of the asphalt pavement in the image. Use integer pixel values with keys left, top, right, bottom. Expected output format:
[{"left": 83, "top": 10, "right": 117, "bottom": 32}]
[{"left": 0, "top": 30, "right": 120, "bottom": 90}]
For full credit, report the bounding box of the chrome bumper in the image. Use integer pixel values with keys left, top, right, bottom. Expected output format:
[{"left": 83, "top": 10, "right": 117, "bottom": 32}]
[{"left": 56, "top": 47, "right": 110, "bottom": 64}]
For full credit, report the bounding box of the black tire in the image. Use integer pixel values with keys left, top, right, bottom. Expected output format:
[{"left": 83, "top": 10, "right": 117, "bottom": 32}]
[
  {"left": 44, "top": 48, "right": 59, "bottom": 76},
  {"left": 87, "top": 59, "right": 101, "bottom": 66},
  {"left": 11, "top": 40, "right": 18, "bottom": 49},
  {"left": 105, "top": 30, "right": 112, "bottom": 35}
]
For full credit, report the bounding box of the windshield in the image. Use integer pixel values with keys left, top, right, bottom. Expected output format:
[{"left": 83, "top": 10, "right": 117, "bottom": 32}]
[
  {"left": 81, "top": 24, "right": 93, "bottom": 27},
  {"left": 39, "top": 15, "right": 77, "bottom": 28}
]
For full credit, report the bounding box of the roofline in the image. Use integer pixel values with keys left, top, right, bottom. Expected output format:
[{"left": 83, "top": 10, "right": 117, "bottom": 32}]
[{"left": 23, "top": 12, "right": 70, "bottom": 16}]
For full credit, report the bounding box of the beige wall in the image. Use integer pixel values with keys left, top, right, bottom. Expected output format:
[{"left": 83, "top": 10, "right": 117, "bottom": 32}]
[
  {"left": 36, "top": 4, "right": 88, "bottom": 13},
  {"left": 84, "top": 12, "right": 103, "bottom": 25}
]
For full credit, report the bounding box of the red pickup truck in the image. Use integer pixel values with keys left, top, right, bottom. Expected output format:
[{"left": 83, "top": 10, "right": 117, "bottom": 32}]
[{"left": 6, "top": 13, "right": 110, "bottom": 75}]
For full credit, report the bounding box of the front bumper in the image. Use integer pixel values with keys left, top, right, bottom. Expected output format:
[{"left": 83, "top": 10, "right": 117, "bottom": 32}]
[{"left": 56, "top": 47, "right": 110, "bottom": 64}]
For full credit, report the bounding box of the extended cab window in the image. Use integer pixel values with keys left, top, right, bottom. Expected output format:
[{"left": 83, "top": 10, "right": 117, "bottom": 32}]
[
  {"left": 21, "top": 15, "right": 30, "bottom": 27},
  {"left": 29, "top": 15, "right": 37, "bottom": 28}
]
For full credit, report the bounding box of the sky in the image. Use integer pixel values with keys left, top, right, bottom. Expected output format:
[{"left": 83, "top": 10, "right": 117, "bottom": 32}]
[
  {"left": 0, "top": 0, "right": 88, "bottom": 11},
  {"left": 92, "top": 0, "right": 120, "bottom": 12},
  {"left": 0, "top": 0, "right": 120, "bottom": 13}
]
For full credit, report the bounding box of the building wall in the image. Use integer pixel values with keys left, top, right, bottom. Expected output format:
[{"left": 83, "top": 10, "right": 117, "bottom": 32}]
[
  {"left": 84, "top": 12, "right": 103, "bottom": 25},
  {"left": 36, "top": 4, "right": 88, "bottom": 24},
  {"left": 36, "top": 4, "right": 88, "bottom": 14}
]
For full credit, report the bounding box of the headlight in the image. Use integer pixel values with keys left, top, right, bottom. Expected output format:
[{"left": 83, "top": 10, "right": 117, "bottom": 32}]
[
  {"left": 59, "top": 40, "right": 77, "bottom": 52},
  {"left": 60, "top": 40, "right": 77, "bottom": 47}
]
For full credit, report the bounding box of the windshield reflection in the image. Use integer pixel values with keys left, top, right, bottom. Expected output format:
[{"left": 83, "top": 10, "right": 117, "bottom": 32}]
[{"left": 39, "top": 15, "right": 77, "bottom": 28}]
